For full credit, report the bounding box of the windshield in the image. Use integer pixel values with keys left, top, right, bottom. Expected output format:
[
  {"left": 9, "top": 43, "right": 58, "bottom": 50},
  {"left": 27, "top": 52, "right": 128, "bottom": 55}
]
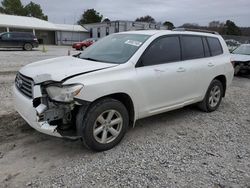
[
  {"left": 232, "top": 45, "right": 250, "bottom": 55},
  {"left": 79, "top": 34, "right": 150, "bottom": 64}
]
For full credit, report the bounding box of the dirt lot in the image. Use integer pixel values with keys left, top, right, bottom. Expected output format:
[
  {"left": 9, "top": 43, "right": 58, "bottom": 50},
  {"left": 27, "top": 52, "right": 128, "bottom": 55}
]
[{"left": 0, "top": 46, "right": 250, "bottom": 188}]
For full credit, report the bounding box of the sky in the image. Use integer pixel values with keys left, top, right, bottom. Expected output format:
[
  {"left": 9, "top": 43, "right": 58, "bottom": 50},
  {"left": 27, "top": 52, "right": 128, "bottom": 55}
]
[{"left": 21, "top": 0, "right": 250, "bottom": 27}]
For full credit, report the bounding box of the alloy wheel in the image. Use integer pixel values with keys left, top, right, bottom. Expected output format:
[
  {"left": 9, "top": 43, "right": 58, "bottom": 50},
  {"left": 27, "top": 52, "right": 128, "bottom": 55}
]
[
  {"left": 208, "top": 85, "right": 221, "bottom": 108},
  {"left": 93, "top": 110, "right": 123, "bottom": 144}
]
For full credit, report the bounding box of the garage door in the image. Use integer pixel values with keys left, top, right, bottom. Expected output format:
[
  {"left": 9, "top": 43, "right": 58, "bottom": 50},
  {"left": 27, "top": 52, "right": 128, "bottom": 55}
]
[{"left": 35, "top": 30, "right": 55, "bottom": 45}]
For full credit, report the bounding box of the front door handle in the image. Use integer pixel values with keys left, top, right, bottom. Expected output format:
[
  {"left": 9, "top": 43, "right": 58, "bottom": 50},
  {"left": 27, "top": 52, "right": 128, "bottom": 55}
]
[
  {"left": 154, "top": 69, "right": 165, "bottom": 73},
  {"left": 177, "top": 67, "right": 186, "bottom": 72},
  {"left": 208, "top": 62, "right": 215, "bottom": 67}
]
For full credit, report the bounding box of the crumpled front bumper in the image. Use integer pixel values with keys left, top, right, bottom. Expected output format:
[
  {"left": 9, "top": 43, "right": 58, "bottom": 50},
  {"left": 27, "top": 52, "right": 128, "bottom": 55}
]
[{"left": 13, "top": 85, "right": 62, "bottom": 138}]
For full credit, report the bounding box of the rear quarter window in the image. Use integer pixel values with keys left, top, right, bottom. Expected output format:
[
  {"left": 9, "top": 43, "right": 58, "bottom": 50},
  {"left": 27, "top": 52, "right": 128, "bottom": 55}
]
[
  {"left": 22, "top": 33, "right": 34, "bottom": 38},
  {"left": 207, "top": 37, "right": 223, "bottom": 56}
]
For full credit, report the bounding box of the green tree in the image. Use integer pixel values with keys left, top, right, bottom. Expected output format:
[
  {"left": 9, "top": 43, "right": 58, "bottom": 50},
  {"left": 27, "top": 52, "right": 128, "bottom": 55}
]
[
  {"left": 0, "top": 0, "right": 48, "bottom": 20},
  {"left": 163, "top": 21, "right": 174, "bottom": 29},
  {"left": 0, "top": 0, "right": 26, "bottom": 15},
  {"left": 24, "top": 1, "right": 48, "bottom": 20},
  {"left": 77, "top": 9, "right": 103, "bottom": 25},
  {"left": 135, "top": 15, "right": 155, "bottom": 23},
  {"left": 223, "top": 20, "right": 241, "bottom": 36}
]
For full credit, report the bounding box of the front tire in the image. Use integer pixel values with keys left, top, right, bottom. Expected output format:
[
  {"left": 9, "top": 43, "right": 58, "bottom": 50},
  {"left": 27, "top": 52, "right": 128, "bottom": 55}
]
[
  {"left": 198, "top": 79, "right": 224, "bottom": 112},
  {"left": 76, "top": 98, "right": 129, "bottom": 151}
]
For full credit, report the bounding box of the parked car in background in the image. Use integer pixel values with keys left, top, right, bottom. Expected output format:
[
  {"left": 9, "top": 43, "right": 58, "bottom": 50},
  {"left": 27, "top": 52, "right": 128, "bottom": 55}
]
[
  {"left": 231, "top": 44, "right": 250, "bottom": 75},
  {"left": 72, "top": 38, "right": 98, "bottom": 50},
  {"left": 225, "top": 39, "right": 241, "bottom": 52},
  {"left": 0, "top": 32, "right": 39, "bottom": 51},
  {"left": 14, "top": 30, "right": 233, "bottom": 151}
]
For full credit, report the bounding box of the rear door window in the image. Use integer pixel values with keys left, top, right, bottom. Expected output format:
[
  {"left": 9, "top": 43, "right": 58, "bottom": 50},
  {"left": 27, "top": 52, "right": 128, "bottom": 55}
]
[
  {"left": 207, "top": 37, "right": 223, "bottom": 56},
  {"left": 19, "top": 33, "right": 32, "bottom": 39},
  {"left": 11, "top": 33, "right": 20, "bottom": 39},
  {"left": 140, "top": 36, "right": 181, "bottom": 66},
  {"left": 181, "top": 35, "right": 204, "bottom": 60},
  {"left": 202, "top": 37, "right": 211, "bottom": 57}
]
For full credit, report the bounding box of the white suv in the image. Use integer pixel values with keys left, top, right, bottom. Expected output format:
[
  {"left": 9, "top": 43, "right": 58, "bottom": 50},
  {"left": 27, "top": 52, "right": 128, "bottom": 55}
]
[{"left": 14, "top": 30, "right": 234, "bottom": 151}]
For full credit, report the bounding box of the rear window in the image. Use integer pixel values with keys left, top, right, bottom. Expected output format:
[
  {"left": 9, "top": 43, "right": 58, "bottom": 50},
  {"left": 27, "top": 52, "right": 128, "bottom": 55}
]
[
  {"left": 181, "top": 36, "right": 204, "bottom": 60},
  {"left": 207, "top": 37, "right": 223, "bottom": 56}
]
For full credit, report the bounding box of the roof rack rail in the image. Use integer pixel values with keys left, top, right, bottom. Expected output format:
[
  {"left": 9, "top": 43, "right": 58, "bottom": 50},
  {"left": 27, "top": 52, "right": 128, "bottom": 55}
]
[{"left": 173, "top": 28, "right": 219, "bottom": 35}]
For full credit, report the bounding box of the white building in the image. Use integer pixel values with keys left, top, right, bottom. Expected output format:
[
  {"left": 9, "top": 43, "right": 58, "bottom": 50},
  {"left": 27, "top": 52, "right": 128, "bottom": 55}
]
[
  {"left": 0, "top": 14, "right": 89, "bottom": 45},
  {"left": 84, "top": 20, "right": 166, "bottom": 39}
]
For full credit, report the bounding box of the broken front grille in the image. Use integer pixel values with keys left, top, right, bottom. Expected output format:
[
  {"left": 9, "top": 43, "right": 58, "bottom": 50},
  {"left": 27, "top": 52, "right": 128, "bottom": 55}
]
[{"left": 15, "top": 72, "right": 33, "bottom": 98}]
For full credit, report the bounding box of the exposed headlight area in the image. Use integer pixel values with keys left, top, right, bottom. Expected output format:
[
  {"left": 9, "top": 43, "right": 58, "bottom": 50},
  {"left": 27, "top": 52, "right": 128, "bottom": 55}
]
[
  {"left": 46, "top": 84, "right": 83, "bottom": 102},
  {"left": 27, "top": 83, "right": 85, "bottom": 137}
]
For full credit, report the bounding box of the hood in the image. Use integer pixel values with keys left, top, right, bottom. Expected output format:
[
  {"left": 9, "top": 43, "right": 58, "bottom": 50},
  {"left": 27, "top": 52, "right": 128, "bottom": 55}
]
[
  {"left": 20, "top": 56, "right": 116, "bottom": 83},
  {"left": 231, "top": 54, "right": 250, "bottom": 62}
]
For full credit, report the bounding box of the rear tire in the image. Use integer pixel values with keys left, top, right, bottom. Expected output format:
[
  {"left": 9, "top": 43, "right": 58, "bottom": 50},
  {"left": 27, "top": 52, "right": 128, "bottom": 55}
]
[
  {"left": 198, "top": 79, "right": 224, "bottom": 112},
  {"left": 23, "top": 43, "right": 33, "bottom": 51},
  {"left": 76, "top": 98, "right": 129, "bottom": 151}
]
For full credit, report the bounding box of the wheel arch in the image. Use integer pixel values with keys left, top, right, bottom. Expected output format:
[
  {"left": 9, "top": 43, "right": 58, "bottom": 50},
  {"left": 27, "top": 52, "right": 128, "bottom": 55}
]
[
  {"left": 75, "top": 92, "right": 136, "bottom": 127},
  {"left": 213, "top": 75, "right": 227, "bottom": 97},
  {"left": 96, "top": 93, "right": 136, "bottom": 127}
]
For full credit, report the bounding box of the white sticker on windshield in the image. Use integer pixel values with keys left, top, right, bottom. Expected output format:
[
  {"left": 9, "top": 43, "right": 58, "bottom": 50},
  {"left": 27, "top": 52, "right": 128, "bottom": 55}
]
[{"left": 125, "top": 40, "right": 142, "bottom": 47}]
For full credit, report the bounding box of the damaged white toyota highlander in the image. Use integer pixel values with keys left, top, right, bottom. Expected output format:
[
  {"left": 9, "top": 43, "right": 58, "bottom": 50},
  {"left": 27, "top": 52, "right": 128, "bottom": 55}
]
[{"left": 14, "top": 29, "right": 234, "bottom": 151}]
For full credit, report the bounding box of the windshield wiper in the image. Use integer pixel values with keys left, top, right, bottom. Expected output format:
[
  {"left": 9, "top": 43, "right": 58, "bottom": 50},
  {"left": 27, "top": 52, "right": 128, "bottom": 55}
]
[
  {"left": 72, "top": 53, "right": 81, "bottom": 58},
  {"left": 81, "top": 57, "right": 99, "bottom": 62}
]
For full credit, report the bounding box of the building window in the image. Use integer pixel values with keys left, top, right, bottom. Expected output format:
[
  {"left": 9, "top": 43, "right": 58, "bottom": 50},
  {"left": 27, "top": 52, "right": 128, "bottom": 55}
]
[
  {"left": 97, "top": 28, "right": 100, "bottom": 38},
  {"left": 90, "top": 28, "right": 93, "bottom": 38},
  {"left": 106, "top": 27, "right": 109, "bottom": 36}
]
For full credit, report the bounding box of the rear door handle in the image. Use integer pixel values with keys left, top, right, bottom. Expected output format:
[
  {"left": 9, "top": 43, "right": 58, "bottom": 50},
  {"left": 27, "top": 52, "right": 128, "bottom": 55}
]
[
  {"left": 208, "top": 62, "right": 215, "bottom": 67},
  {"left": 177, "top": 67, "right": 186, "bottom": 72}
]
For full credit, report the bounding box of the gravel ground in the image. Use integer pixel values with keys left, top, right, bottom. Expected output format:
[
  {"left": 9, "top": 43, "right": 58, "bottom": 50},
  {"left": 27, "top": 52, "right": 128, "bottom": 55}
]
[{"left": 0, "top": 46, "right": 250, "bottom": 187}]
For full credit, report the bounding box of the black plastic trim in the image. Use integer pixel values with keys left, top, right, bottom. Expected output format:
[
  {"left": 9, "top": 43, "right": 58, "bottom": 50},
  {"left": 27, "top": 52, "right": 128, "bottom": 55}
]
[{"left": 74, "top": 98, "right": 91, "bottom": 106}]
